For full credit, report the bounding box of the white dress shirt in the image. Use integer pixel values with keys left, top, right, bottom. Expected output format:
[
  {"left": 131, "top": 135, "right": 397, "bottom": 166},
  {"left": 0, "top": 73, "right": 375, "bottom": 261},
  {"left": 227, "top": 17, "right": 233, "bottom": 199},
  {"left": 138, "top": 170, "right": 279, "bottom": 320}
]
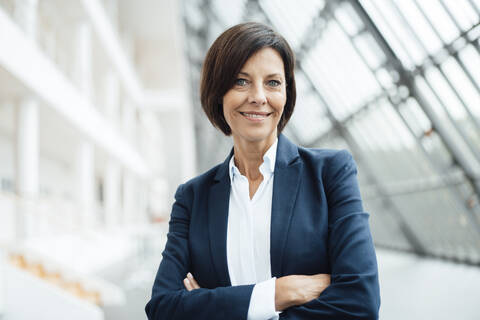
[{"left": 227, "top": 138, "right": 281, "bottom": 320}]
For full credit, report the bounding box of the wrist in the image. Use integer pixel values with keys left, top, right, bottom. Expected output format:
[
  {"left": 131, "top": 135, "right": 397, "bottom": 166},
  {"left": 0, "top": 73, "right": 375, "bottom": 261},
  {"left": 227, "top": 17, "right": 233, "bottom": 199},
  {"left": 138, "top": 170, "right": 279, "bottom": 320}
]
[{"left": 275, "top": 276, "right": 297, "bottom": 311}]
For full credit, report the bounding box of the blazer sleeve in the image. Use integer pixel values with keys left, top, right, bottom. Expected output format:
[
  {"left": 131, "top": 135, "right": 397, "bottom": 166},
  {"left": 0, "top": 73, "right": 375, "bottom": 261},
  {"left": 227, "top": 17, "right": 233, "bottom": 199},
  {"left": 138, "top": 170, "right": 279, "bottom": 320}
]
[
  {"left": 145, "top": 183, "right": 255, "bottom": 320},
  {"left": 280, "top": 149, "right": 381, "bottom": 320}
]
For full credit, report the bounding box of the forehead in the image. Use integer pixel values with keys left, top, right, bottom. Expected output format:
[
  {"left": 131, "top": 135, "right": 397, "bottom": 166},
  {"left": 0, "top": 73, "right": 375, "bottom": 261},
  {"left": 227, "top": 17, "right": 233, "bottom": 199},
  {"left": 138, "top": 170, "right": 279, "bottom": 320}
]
[{"left": 240, "top": 47, "right": 285, "bottom": 75}]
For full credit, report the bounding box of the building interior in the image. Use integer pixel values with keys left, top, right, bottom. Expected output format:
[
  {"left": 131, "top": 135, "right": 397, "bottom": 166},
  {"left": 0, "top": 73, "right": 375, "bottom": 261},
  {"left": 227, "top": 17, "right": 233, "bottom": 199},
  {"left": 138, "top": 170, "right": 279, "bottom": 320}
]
[{"left": 0, "top": 0, "right": 479, "bottom": 319}]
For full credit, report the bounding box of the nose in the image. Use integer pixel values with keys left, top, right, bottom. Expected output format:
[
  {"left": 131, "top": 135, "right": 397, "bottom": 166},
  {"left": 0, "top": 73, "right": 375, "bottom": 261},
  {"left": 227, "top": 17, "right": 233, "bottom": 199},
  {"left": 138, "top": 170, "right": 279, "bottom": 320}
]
[{"left": 247, "top": 83, "right": 267, "bottom": 105}]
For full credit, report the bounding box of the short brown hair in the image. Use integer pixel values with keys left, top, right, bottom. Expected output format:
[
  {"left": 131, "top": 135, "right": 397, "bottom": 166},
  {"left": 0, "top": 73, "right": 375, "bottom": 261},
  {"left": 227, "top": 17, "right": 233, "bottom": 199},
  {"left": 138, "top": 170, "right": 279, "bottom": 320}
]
[{"left": 200, "top": 22, "right": 296, "bottom": 135}]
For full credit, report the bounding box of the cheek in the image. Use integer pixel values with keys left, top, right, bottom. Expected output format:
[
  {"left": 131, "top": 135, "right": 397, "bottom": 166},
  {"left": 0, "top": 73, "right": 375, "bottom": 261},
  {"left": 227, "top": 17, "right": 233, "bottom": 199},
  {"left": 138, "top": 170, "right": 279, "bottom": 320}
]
[
  {"left": 223, "top": 93, "right": 243, "bottom": 114},
  {"left": 270, "top": 92, "right": 287, "bottom": 115},
  {"left": 222, "top": 101, "right": 231, "bottom": 120},
  {"left": 222, "top": 95, "right": 238, "bottom": 123}
]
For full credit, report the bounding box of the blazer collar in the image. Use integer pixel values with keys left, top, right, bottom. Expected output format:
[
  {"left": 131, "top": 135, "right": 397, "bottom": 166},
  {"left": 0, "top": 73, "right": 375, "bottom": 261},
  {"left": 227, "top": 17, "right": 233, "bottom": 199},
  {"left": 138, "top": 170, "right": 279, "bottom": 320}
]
[
  {"left": 213, "top": 134, "right": 299, "bottom": 181},
  {"left": 208, "top": 133, "right": 303, "bottom": 285}
]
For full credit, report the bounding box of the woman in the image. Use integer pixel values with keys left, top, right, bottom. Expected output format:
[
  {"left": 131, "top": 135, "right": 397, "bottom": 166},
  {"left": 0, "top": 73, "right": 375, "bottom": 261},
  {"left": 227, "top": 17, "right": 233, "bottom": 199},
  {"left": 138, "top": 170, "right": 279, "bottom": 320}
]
[{"left": 146, "top": 22, "right": 380, "bottom": 320}]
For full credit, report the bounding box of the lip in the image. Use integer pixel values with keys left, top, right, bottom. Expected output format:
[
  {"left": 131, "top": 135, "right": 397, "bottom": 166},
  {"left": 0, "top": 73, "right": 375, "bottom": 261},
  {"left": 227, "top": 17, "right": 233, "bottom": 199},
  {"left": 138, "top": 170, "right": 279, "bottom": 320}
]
[{"left": 239, "top": 111, "right": 272, "bottom": 122}]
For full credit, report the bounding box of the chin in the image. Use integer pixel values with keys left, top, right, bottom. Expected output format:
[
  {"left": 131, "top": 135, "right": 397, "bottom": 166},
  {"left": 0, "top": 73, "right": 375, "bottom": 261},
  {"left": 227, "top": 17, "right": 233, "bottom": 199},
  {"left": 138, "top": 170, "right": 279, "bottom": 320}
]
[{"left": 237, "top": 128, "right": 277, "bottom": 143}]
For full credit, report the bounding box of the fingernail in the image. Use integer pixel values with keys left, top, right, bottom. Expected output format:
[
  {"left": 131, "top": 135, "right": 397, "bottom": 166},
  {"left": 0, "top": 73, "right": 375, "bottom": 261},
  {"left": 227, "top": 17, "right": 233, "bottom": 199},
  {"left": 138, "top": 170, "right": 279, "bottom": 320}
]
[
  {"left": 184, "top": 278, "right": 190, "bottom": 284},
  {"left": 187, "top": 272, "right": 193, "bottom": 279}
]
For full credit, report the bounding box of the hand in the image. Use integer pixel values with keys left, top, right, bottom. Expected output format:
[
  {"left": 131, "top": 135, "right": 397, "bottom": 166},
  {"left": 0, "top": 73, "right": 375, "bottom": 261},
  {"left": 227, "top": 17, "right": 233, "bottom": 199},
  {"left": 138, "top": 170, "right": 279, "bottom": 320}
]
[
  {"left": 275, "top": 273, "right": 331, "bottom": 311},
  {"left": 183, "top": 272, "right": 201, "bottom": 291}
]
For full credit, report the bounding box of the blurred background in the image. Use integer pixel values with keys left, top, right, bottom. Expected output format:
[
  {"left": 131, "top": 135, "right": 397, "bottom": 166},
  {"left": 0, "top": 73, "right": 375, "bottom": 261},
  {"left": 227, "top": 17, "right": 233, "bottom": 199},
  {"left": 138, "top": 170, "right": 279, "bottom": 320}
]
[{"left": 0, "top": 0, "right": 479, "bottom": 319}]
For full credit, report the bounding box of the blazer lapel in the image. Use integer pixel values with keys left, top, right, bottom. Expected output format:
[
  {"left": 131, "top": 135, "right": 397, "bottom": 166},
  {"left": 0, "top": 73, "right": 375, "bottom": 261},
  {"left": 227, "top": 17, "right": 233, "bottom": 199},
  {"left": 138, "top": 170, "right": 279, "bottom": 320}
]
[
  {"left": 207, "top": 134, "right": 303, "bottom": 285},
  {"left": 208, "top": 148, "right": 233, "bottom": 287},
  {"left": 270, "top": 134, "right": 303, "bottom": 278}
]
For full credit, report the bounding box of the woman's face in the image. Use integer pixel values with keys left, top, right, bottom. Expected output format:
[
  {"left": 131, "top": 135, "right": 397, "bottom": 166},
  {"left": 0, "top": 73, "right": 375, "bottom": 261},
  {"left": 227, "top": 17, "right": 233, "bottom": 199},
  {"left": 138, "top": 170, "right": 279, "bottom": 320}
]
[{"left": 223, "top": 47, "right": 287, "bottom": 145}]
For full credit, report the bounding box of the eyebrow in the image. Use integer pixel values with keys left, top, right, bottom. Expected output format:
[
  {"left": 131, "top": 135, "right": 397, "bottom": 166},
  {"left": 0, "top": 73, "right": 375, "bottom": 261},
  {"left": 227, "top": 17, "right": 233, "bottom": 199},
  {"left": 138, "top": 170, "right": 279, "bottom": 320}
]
[{"left": 238, "top": 72, "right": 283, "bottom": 78}]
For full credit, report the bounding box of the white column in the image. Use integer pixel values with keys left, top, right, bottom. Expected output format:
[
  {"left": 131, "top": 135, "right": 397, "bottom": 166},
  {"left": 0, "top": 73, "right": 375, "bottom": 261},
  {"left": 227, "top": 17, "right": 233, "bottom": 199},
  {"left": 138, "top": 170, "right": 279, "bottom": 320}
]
[
  {"left": 72, "top": 18, "right": 96, "bottom": 228},
  {"left": 15, "top": 98, "right": 39, "bottom": 239},
  {"left": 104, "top": 161, "right": 120, "bottom": 227},
  {"left": 73, "top": 21, "right": 93, "bottom": 99},
  {"left": 122, "top": 101, "right": 135, "bottom": 143},
  {"left": 75, "top": 142, "right": 95, "bottom": 228},
  {"left": 14, "top": 0, "right": 38, "bottom": 40},
  {"left": 103, "top": 67, "right": 121, "bottom": 227},
  {"left": 15, "top": 99, "right": 39, "bottom": 197},
  {"left": 122, "top": 171, "right": 134, "bottom": 223},
  {"left": 104, "top": 70, "right": 119, "bottom": 124},
  {"left": 13, "top": 0, "right": 39, "bottom": 240}
]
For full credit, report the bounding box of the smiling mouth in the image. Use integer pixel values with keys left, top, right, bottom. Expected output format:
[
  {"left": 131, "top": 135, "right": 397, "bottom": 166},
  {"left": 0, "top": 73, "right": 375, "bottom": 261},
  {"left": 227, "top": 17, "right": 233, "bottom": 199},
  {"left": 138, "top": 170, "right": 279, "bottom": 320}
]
[{"left": 239, "top": 112, "right": 272, "bottom": 119}]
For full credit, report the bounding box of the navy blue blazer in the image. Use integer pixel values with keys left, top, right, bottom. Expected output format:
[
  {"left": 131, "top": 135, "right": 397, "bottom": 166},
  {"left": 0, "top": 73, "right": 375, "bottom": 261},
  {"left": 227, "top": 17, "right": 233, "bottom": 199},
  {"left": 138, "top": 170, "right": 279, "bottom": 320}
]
[{"left": 146, "top": 133, "right": 380, "bottom": 319}]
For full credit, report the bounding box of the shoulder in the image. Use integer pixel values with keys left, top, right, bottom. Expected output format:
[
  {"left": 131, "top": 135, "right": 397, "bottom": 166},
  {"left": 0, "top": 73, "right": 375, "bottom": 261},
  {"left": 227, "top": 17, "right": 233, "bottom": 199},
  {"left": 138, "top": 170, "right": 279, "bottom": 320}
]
[
  {"left": 174, "top": 161, "right": 225, "bottom": 199},
  {"left": 296, "top": 146, "right": 352, "bottom": 163},
  {"left": 295, "top": 146, "right": 356, "bottom": 179}
]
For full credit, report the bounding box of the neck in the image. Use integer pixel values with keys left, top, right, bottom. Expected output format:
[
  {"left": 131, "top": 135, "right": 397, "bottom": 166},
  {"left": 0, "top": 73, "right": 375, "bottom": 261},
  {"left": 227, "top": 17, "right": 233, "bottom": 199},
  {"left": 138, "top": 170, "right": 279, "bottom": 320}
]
[{"left": 232, "top": 133, "right": 276, "bottom": 181}]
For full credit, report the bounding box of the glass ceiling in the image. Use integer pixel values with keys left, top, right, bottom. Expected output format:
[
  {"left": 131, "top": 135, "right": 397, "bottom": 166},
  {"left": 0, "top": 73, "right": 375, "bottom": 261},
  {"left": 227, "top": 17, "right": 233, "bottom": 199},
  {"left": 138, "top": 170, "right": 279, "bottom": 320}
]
[{"left": 182, "top": 0, "right": 480, "bottom": 265}]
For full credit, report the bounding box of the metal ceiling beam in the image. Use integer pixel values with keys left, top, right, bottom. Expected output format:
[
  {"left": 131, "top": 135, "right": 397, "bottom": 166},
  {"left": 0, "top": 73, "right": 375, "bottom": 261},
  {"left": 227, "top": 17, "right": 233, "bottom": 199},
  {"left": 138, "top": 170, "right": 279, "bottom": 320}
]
[
  {"left": 347, "top": 0, "right": 480, "bottom": 221},
  {"left": 321, "top": 2, "right": 480, "bottom": 242}
]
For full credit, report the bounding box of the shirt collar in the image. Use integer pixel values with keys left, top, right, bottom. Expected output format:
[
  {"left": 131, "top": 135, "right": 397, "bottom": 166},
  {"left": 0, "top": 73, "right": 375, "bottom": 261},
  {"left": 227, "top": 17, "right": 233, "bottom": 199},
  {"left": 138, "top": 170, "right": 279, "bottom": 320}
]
[{"left": 229, "top": 137, "right": 278, "bottom": 182}]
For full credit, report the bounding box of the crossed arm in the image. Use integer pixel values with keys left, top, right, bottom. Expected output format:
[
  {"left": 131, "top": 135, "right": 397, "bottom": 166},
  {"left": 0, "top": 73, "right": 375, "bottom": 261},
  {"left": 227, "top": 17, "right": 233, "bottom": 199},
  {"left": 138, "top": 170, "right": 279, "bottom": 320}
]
[
  {"left": 183, "top": 271, "right": 332, "bottom": 312},
  {"left": 145, "top": 185, "right": 332, "bottom": 320}
]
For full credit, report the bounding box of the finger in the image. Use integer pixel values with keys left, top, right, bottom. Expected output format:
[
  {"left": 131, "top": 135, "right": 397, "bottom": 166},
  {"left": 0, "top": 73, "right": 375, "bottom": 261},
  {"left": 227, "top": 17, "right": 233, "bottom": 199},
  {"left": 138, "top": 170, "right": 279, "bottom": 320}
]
[
  {"left": 183, "top": 278, "right": 193, "bottom": 291},
  {"left": 187, "top": 272, "right": 201, "bottom": 289}
]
